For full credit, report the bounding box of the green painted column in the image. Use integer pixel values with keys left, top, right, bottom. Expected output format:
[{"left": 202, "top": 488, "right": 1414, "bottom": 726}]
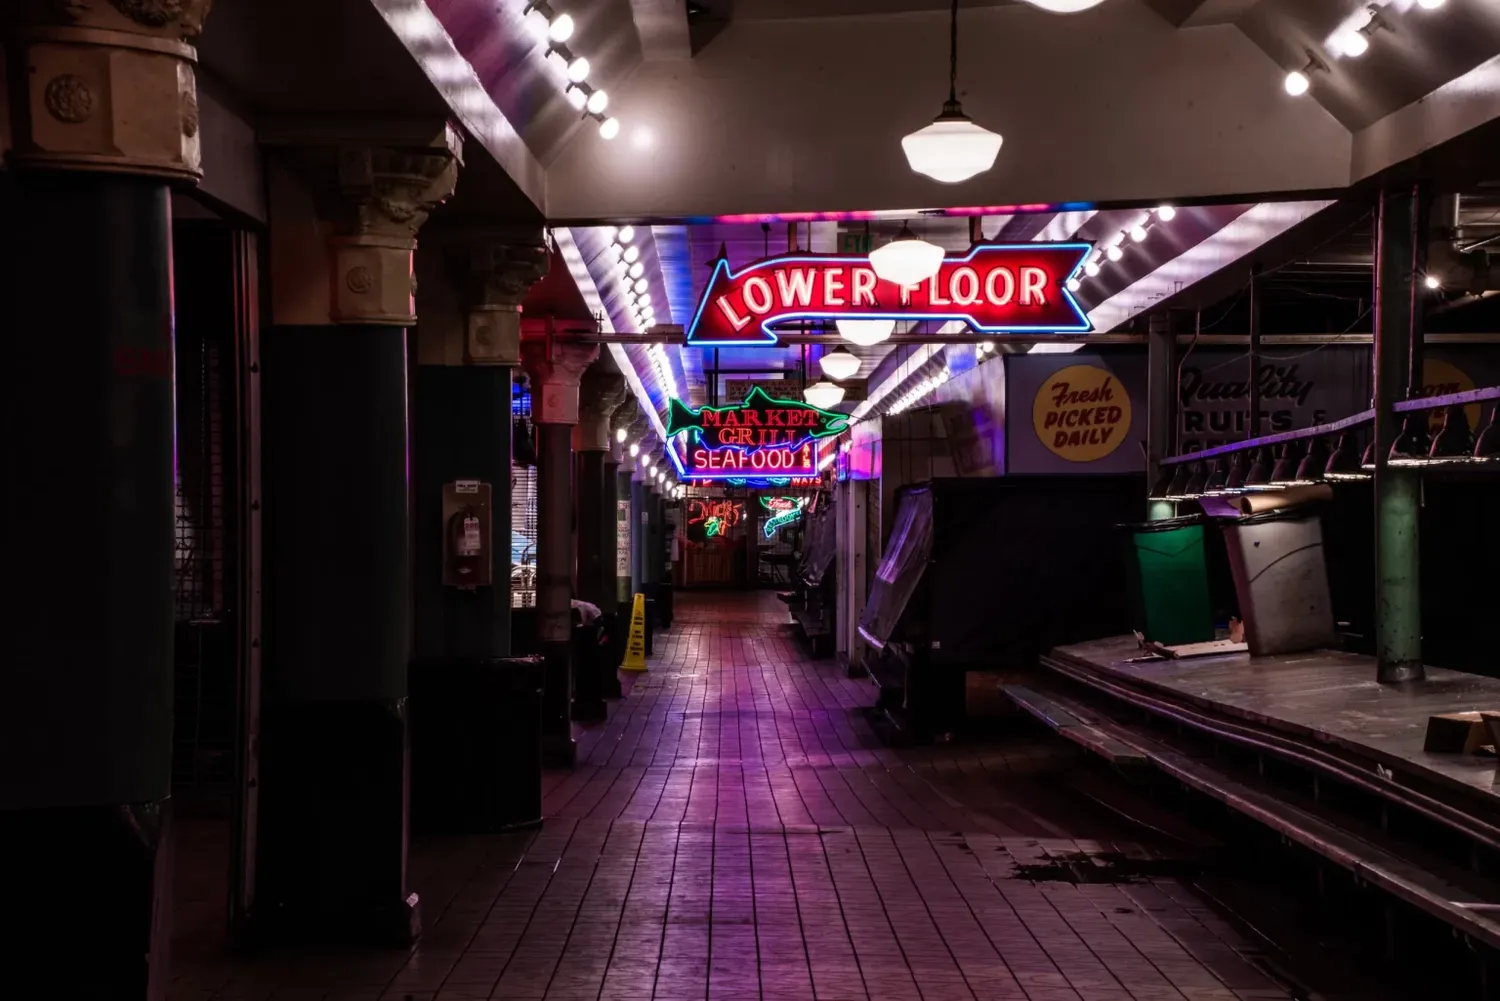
[{"left": 1372, "top": 185, "right": 1427, "bottom": 684}]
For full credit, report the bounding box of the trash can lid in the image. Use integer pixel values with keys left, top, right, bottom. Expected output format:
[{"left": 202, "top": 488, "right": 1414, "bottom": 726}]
[{"left": 1117, "top": 514, "right": 1207, "bottom": 533}]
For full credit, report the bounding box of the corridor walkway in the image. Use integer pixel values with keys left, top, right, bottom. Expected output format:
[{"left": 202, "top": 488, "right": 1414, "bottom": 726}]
[{"left": 173, "top": 592, "right": 1299, "bottom": 1001}]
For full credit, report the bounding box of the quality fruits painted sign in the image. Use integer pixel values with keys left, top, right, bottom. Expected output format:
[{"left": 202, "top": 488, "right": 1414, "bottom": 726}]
[
  {"left": 685, "top": 244, "right": 1093, "bottom": 346},
  {"left": 667, "top": 386, "right": 849, "bottom": 480}
]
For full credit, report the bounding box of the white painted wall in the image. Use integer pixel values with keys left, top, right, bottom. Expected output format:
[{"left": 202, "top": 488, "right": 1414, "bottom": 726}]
[{"left": 546, "top": 3, "right": 1352, "bottom": 219}]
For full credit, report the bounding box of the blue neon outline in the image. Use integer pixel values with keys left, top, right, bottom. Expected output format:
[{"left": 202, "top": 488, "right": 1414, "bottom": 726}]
[{"left": 683, "top": 242, "right": 1095, "bottom": 346}]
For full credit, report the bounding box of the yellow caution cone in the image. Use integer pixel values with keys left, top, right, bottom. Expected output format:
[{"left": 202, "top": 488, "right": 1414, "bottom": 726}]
[{"left": 620, "top": 592, "right": 648, "bottom": 672}]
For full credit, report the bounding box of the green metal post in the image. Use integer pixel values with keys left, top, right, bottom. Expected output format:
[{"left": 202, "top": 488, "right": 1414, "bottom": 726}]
[
  {"left": 1146, "top": 312, "right": 1175, "bottom": 521},
  {"left": 1372, "top": 185, "right": 1426, "bottom": 684}
]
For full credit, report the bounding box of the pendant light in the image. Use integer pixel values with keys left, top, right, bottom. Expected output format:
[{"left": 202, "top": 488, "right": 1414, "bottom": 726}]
[
  {"left": 1242, "top": 447, "right": 1276, "bottom": 490},
  {"left": 1020, "top": 0, "right": 1108, "bottom": 11},
  {"left": 1388, "top": 414, "right": 1431, "bottom": 465},
  {"left": 1474, "top": 406, "right": 1500, "bottom": 459},
  {"left": 1182, "top": 462, "right": 1209, "bottom": 498},
  {"left": 1203, "top": 458, "right": 1229, "bottom": 495},
  {"left": 804, "top": 381, "right": 846, "bottom": 410},
  {"left": 837, "top": 319, "right": 896, "bottom": 346},
  {"left": 1325, "top": 432, "right": 1369, "bottom": 480},
  {"left": 1269, "top": 442, "right": 1302, "bottom": 484},
  {"left": 869, "top": 223, "right": 945, "bottom": 287},
  {"left": 1294, "top": 436, "right": 1330, "bottom": 484},
  {"left": 1223, "top": 451, "right": 1250, "bottom": 492},
  {"left": 900, "top": 0, "right": 1003, "bottom": 184},
  {"left": 819, "top": 347, "right": 862, "bottom": 381}
]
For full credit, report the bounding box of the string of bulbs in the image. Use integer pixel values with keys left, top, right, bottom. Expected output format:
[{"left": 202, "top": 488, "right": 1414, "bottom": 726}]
[
  {"left": 1283, "top": 0, "right": 1448, "bottom": 98},
  {"left": 522, "top": 1, "right": 622, "bottom": 140},
  {"left": 1069, "top": 204, "right": 1179, "bottom": 293}
]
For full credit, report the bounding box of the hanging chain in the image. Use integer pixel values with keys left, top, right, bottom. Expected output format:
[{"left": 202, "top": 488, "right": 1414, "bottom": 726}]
[{"left": 949, "top": 0, "right": 959, "bottom": 106}]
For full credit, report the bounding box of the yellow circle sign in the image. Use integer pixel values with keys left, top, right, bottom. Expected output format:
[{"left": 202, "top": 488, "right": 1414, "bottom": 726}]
[
  {"left": 1419, "top": 359, "right": 1478, "bottom": 436},
  {"left": 1033, "top": 364, "right": 1132, "bottom": 462}
]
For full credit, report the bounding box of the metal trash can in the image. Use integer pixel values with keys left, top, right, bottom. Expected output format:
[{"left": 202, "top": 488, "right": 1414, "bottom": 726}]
[
  {"left": 410, "top": 656, "right": 545, "bottom": 834},
  {"left": 1220, "top": 506, "right": 1337, "bottom": 656},
  {"left": 1120, "top": 515, "right": 1214, "bottom": 646}
]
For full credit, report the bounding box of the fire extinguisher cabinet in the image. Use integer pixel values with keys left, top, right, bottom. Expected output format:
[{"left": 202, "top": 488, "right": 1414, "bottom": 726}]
[{"left": 410, "top": 655, "right": 545, "bottom": 834}]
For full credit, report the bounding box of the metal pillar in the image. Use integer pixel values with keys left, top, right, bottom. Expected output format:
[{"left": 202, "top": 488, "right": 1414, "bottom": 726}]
[
  {"left": 1, "top": 2, "right": 212, "bottom": 991},
  {"left": 1145, "top": 311, "right": 1175, "bottom": 521},
  {"left": 1373, "top": 186, "right": 1427, "bottom": 684},
  {"left": 256, "top": 133, "right": 459, "bottom": 946},
  {"left": 522, "top": 341, "right": 600, "bottom": 766}
]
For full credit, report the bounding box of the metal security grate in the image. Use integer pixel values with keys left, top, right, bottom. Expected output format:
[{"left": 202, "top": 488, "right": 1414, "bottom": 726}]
[{"left": 175, "top": 340, "right": 225, "bottom": 623}]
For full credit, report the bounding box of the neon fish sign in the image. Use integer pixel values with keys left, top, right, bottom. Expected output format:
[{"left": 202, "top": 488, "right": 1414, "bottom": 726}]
[
  {"left": 687, "top": 499, "right": 744, "bottom": 538},
  {"left": 667, "top": 386, "right": 848, "bottom": 481},
  {"left": 760, "top": 496, "right": 807, "bottom": 538},
  {"left": 686, "top": 243, "right": 1093, "bottom": 346}
]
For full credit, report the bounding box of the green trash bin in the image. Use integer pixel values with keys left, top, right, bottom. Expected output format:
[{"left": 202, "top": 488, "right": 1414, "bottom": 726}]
[{"left": 1120, "top": 515, "right": 1214, "bottom": 646}]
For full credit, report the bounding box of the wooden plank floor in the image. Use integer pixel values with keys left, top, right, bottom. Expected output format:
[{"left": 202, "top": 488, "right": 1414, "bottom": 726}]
[
  {"left": 171, "top": 593, "right": 1301, "bottom": 1001},
  {"left": 1049, "top": 635, "right": 1500, "bottom": 810}
]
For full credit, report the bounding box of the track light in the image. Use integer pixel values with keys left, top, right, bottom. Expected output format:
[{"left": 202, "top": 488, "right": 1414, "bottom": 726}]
[
  {"left": 565, "top": 84, "right": 587, "bottom": 110},
  {"left": 586, "top": 89, "right": 609, "bottom": 114},
  {"left": 616, "top": 225, "right": 635, "bottom": 245},
  {"left": 599, "top": 117, "right": 620, "bottom": 140},
  {"left": 1155, "top": 205, "right": 1176, "bottom": 222},
  {"left": 1284, "top": 51, "right": 1328, "bottom": 97}
]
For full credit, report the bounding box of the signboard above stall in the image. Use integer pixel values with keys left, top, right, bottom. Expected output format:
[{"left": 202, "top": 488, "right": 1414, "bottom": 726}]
[
  {"left": 685, "top": 244, "right": 1093, "bottom": 346},
  {"left": 667, "top": 386, "right": 848, "bottom": 480}
]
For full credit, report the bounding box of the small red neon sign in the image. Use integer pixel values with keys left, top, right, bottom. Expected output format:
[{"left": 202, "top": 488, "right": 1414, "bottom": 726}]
[{"left": 685, "top": 243, "right": 1092, "bottom": 346}]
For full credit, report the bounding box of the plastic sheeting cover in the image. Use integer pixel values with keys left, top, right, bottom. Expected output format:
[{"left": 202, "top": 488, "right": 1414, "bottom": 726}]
[{"left": 858, "top": 487, "right": 934, "bottom": 650}]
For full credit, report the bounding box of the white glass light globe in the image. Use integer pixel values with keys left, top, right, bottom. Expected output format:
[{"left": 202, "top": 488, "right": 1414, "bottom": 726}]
[
  {"left": 869, "top": 234, "right": 945, "bottom": 286},
  {"left": 901, "top": 117, "right": 1003, "bottom": 184},
  {"left": 1284, "top": 70, "right": 1310, "bottom": 96},
  {"left": 804, "top": 381, "right": 846, "bottom": 409},
  {"left": 599, "top": 117, "right": 620, "bottom": 140},
  {"left": 819, "top": 348, "right": 862, "bottom": 381},
  {"left": 837, "top": 319, "right": 896, "bottom": 346},
  {"left": 1334, "top": 31, "right": 1368, "bottom": 58},
  {"left": 1418, "top": 0, "right": 1446, "bottom": 8},
  {"left": 1019, "top": 0, "right": 1108, "bottom": 11},
  {"left": 548, "top": 13, "right": 575, "bottom": 42},
  {"left": 566, "top": 56, "right": 590, "bottom": 82},
  {"left": 586, "top": 89, "right": 609, "bottom": 115}
]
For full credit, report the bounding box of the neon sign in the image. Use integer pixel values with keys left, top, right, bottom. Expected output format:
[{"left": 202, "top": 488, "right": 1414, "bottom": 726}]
[
  {"left": 686, "top": 243, "right": 1093, "bottom": 346},
  {"left": 687, "top": 499, "right": 744, "bottom": 539},
  {"left": 667, "top": 386, "right": 849, "bottom": 480},
  {"left": 760, "top": 496, "right": 807, "bottom": 537}
]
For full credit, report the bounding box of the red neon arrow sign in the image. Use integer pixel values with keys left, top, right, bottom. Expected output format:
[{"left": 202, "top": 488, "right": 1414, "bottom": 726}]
[{"left": 685, "top": 243, "right": 1093, "bottom": 346}]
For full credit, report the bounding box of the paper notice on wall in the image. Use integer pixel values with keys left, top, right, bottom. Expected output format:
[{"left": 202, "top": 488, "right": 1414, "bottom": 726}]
[{"left": 617, "top": 499, "right": 631, "bottom": 576}]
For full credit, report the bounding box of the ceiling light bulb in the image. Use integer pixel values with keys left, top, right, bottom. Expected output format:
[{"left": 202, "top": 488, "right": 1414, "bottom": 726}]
[
  {"left": 622, "top": 245, "right": 640, "bottom": 263},
  {"left": 601, "top": 226, "right": 617, "bottom": 243},
  {"left": 1418, "top": 0, "right": 1446, "bottom": 8},
  {"left": 634, "top": 278, "right": 648, "bottom": 293},
  {"left": 869, "top": 225, "right": 945, "bottom": 286},
  {"left": 616, "top": 428, "right": 628, "bottom": 443},
  {"left": 628, "top": 262, "right": 644, "bottom": 278},
  {"left": 566, "top": 56, "right": 590, "bottom": 82},
  {"left": 1335, "top": 30, "right": 1368, "bottom": 58},
  {"left": 1106, "top": 244, "right": 1124, "bottom": 262},
  {"left": 1156, "top": 205, "right": 1177, "bottom": 221},
  {"left": 548, "top": 13, "right": 575, "bottom": 42},
  {"left": 599, "top": 117, "right": 620, "bottom": 140},
  {"left": 616, "top": 225, "right": 635, "bottom": 244},
  {"left": 643, "top": 456, "right": 653, "bottom": 469},
  {"left": 837, "top": 318, "right": 896, "bottom": 346},
  {"left": 639, "top": 292, "right": 652, "bottom": 306},
  {"left": 1066, "top": 278, "right": 1082, "bottom": 292},
  {"left": 1084, "top": 262, "right": 1101, "bottom": 277},
  {"left": 1284, "top": 70, "right": 1310, "bottom": 96},
  {"left": 819, "top": 348, "right": 861, "bottom": 381},
  {"left": 586, "top": 89, "right": 609, "bottom": 114},
  {"left": 1129, "top": 224, "right": 1148, "bottom": 242},
  {"left": 565, "top": 85, "right": 587, "bottom": 110},
  {"left": 1425, "top": 275, "right": 1442, "bottom": 289},
  {"left": 804, "top": 381, "right": 846, "bottom": 409},
  {"left": 629, "top": 443, "right": 640, "bottom": 457}
]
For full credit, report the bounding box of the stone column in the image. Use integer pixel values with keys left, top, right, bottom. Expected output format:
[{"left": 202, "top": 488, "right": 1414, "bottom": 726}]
[
  {"left": 1, "top": 1, "right": 210, "bottom": 993},
  {"left": 411, "top": 229, "right": 548, "bottom": 664},
  {"left": 572, "top": 370, "right": 625, "bottom": 715},
  {"left": 256, "top": 129, "right": 459, "bottom": 945},
  {"left": 606, "top": 401, "right": 640, "bottom": 614},
  {"left": 521, "top": 341, "right": 600, "bottom": 766}
]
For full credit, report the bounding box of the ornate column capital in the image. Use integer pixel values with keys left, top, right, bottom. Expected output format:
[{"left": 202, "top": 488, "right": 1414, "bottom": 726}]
[
  {"left": 3, "top": 0, "right": 213, "bottom": 180},
  {"left": 520, "top": 341, "right": 600, "bottom": 426},
  {"left": 574, "top": 369, "right": 626, "bottom": 452},
  {"left": 443, "top": 227, "right": 549, "bottom": 366},
  {"left": 277, "top": 127, "right": 461, "bottom": 326}
]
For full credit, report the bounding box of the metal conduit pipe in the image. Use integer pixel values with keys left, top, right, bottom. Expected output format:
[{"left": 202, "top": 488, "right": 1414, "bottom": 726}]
[{"left": 1042, "top": 657, "right": 1500, "bottom": 854}]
